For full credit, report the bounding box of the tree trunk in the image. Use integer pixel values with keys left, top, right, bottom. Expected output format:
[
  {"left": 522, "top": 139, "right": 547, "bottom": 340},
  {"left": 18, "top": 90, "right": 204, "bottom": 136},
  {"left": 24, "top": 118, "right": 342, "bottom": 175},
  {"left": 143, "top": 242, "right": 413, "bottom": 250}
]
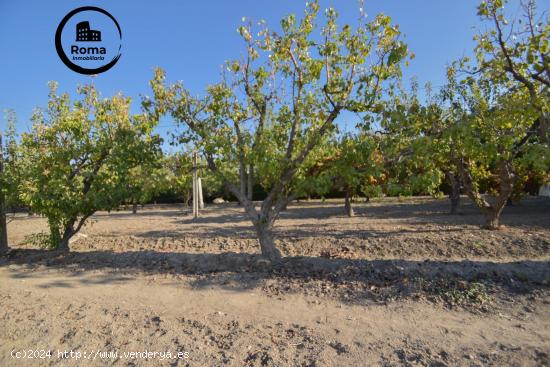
[
  {"left": 254, "top": 220, "right": 281, "bottom": 262},
  {"left": 50, "top": 216, "right": 78, "bottom": 252},
  {"left": 487, "top": 161, "right": 515, "bottom": 229},
  {"left": 445, "top": 171, "right": 461, "bottom": 215},
  {"left": 132, "top": 202, "right": 138, "bottom": 214},
  {"left": 57, "top": 223, "right": 74, "bottom": 252},
  {"left": 239, "top": 161, "right": 246, "bottom": 206},
  {"left": 458, "top": 159, "right": 515, "bottom": 230},
  {"left": 538, "top": 114, "right": 549, "bottom": 145},
  {"left": 247, "top": 164, "right": 254, "bottom": 201},
  {"left": 450, "top": 194, "right": 460, "bottom": 215},
  {"left": 0, "top": 135, "right": 8, "bottom": 254},
  {"left": 344, "top": 190, "right": 354, "bottom": 217},
  {"left": 0, "top": 202, "right": 7, "bottom": 254},
  {"left": 481, "top": 189, "right": 510, "bottom": 230},
  {"left": 216, "top": 167, "right": 286, "bottom": 263},
  {"left": 185, "top": 190, "right": 191, "bottom": 207},
  {"left": 57, "top": 236, "right": 70, "bottom": 252},
  {"left": 0, "top": 205, "right": 7, "bottom": 254},
  {"left": 483, "top": 210, "right": 501, "bottom": 230}
]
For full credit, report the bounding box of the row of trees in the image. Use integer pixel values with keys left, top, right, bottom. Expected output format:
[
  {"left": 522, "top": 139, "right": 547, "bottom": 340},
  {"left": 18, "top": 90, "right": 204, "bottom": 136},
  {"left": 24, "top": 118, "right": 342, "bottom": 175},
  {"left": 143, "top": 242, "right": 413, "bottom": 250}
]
[{"left": 0, "top": 0, "right": 548, "bottom": 262}]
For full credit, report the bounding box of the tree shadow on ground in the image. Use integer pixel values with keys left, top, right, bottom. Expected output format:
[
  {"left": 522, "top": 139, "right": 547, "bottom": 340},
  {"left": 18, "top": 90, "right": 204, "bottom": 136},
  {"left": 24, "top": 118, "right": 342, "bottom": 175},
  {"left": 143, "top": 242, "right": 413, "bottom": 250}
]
[
  {"left": 2, "top": 249, "right": 548, "bottom": 307},
  {"left": 128, "top": 197, "right": 550, "bottom": 241},
  {"left": 92, "top": 209, "right": 190, "bottom": 219},
  {"left": 11, "top": 198, "right": 549, "bottom": 243},
  {"left": 279, "top": 196, "right": 550, "bottom": 227},
  {"left": 132, "top": 226, "right": 471, "bottom": 241},
  {"left": 145, "top": 197, "right": 549, "bottom": 237}
]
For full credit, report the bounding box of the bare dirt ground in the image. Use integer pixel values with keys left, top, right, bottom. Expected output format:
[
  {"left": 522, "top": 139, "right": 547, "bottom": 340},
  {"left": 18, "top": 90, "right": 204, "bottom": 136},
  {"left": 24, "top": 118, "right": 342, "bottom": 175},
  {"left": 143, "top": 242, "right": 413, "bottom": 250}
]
[{"left": 1, "top": 197, "right": 549, "bottom": 366}]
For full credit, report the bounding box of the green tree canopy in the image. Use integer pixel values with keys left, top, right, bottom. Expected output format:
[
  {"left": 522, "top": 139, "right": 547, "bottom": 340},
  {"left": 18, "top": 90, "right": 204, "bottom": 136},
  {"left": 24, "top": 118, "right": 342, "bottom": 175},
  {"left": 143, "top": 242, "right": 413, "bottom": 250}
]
[{"left": 18, "top": 83, "right": 161, "bottom": 250}]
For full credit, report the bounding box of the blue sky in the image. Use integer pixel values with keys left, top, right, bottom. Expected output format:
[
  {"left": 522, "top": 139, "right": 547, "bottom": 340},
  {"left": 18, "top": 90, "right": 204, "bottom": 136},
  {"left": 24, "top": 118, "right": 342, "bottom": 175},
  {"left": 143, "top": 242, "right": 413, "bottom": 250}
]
[{"left": 1, "top": 0, "right": 545, "bottom": 151}]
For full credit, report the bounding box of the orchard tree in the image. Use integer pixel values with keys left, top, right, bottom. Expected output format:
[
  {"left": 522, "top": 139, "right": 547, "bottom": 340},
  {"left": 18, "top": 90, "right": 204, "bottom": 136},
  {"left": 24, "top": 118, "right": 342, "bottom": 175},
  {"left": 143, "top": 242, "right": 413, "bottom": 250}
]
[
  {"left": 445, "top": 70, "right": 549, "bottom": 229},
  {"left": 18, "top": 83, "right": 161, "bottom": 251},
  {"left": 440, "top": 0, "right": 550, "bottom": 222},
  {"left": 325, "top": 133, "right": 383, "bottom": 217},
  {"left": 474, "top": 0, "right": 549, "bottom": 144},
  {"left": 125, "top": 157, "right": 166, "bottom": 214},
  {"left": 379, "top": 84, "right": 447, "bottom": 204},
  {"left": 164, "top": 152, "right": 194, "bottom": 205},
  {"left": 0, "top": 110, "right": 19, "bottom": 254},
  {"left": 147, "top": 1, "right": 411, "bottom": 262}
]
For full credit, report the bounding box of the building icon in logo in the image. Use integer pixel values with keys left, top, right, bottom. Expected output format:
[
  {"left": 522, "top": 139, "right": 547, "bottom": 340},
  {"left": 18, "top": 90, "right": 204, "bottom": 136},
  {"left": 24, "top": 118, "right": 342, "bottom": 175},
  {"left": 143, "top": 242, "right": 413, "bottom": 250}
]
[{"left": 76, "top": 21, "right": 101, "bottom": 41}]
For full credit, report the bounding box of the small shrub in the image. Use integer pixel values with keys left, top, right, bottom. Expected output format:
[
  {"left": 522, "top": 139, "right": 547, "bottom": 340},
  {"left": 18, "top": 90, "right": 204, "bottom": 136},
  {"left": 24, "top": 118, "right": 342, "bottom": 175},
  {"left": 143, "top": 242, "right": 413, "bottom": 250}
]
[
  {"left": 413, "top": 277, "right": 491, "bottom": 308},
  {"left": 22, "top": 232, "right": 54, "bottom": 250}
]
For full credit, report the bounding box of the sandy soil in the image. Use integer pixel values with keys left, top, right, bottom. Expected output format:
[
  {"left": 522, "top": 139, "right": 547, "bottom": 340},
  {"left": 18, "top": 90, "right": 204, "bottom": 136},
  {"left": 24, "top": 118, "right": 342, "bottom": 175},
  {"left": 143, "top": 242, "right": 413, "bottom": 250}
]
[{"left": 1, "top": 197, "right": 549, "bottom": 366}]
